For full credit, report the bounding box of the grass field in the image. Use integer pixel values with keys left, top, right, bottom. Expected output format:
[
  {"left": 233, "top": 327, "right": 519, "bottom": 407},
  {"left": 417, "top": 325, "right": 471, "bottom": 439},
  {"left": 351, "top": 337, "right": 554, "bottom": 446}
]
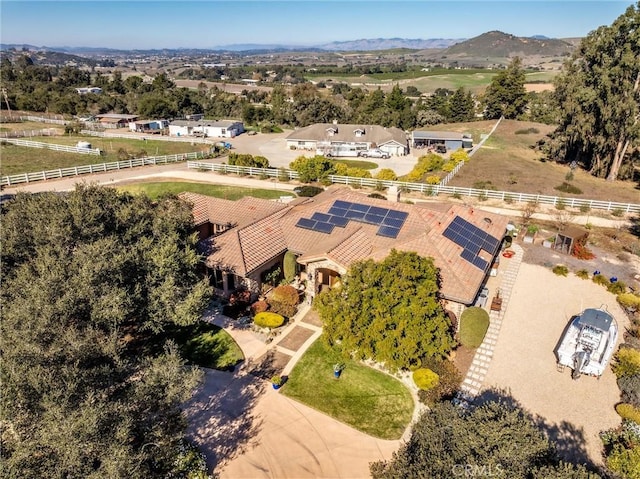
[
  {"left": 281, "top": 339, "right": 414, "bottom": 440},
  {"left": 448, "top": 119, "right": 640, "bottom": 203},
  {"left": 116, "top": 181, "right": 285, "bottom": 201},
  {"left": 169, "top": 321, "right": 244, "bottom": 371},
  {"left": 332, "top": 159, "right": 378, "bottom": 170}
]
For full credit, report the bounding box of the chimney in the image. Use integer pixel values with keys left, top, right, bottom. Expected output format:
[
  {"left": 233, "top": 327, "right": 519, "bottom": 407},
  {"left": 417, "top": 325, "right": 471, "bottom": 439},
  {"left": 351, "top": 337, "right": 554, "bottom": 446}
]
[{"left": 387, "top": 185, "right": 400, "bottom": 203}]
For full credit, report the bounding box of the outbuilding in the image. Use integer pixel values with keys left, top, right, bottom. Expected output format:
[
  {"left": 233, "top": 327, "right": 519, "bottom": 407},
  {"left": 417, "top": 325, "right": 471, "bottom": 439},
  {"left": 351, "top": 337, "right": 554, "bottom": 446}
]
[
  {"left": 168, "top": 119, "right": 244, "bottom": 138},
  {"left": 412, "top": 131, "right": 473, "bottom": 151}
]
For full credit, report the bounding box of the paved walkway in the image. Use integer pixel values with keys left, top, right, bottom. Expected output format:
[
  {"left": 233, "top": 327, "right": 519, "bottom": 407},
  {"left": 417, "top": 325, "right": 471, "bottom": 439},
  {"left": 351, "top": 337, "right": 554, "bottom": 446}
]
[{"left": 458, "top": 244, "right": 524, "bottom": 400}]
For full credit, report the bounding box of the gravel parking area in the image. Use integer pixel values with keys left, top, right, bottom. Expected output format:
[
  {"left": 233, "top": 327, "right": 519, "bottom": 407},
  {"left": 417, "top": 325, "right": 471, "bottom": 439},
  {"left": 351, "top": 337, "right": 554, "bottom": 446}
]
[{"left": 481, "top": 261, "right": 630, "bottom": 466}]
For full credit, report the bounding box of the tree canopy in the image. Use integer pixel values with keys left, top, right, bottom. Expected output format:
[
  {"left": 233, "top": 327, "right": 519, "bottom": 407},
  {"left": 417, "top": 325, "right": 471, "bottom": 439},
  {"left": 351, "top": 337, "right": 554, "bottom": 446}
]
[
  {"left": 0, "top": 185, "right": 212, "bottom": 478},
  {"left": 482, "top": 57, "right": 527, "bottom": 119},
  {"left": 371, "top": 398, "right": 600, "bottom": 479},
  {"left": 314, "top": 250, "right": 456, "bottom": 370},
  {"left": 549, "top": 2, "right": 640, "bottom": 181}
]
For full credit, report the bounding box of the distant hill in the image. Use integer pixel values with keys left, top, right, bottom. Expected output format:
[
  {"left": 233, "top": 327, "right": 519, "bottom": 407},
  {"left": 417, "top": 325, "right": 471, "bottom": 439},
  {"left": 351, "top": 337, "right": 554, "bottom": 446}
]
[
  {"left": 317, "top": 38, "right": 463, "bottom": 51},
  {"left": 442, "top": 31, "right": 574, "bottom": 57},
  {"left": 0, "top": 46, "right": 98, "bottom": 67}
]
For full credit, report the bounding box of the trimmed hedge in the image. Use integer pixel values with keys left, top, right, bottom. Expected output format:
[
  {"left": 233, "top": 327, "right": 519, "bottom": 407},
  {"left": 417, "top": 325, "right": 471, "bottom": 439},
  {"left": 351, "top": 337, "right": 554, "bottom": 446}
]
[
  {"left": 618, "top": 293, "right": 640, "bottom": 310},
  {"left": 412, "top": 368, "right": 439, "bottom": 391},
  {"left": 459, "top": 307, "right": 490, "bottom": 348},
  {"left": 613, "top": 348, "right": 640, "bottom": 378},
  {"left": 253, "top": 312, "right": 285, "bottom": 329},
  {"left": 268, "top": 285, "right": 300, "bottom": 318}
]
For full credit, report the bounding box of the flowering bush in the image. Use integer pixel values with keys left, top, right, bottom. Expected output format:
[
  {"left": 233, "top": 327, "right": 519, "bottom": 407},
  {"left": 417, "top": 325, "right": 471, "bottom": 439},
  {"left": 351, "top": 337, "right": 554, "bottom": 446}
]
[{"left": 572, "top": 241, "right": 595, "bottom": 260}]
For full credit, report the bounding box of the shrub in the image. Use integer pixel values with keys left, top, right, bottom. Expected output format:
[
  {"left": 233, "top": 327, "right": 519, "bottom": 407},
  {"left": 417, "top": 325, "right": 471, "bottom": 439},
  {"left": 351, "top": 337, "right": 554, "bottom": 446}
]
[
  {"left": 618, "top": 375, "right": 640, "bottom": 407},
  {"left": 575, "top": 269, "right": 589, "bottom": 280},
  {"left": 613, "top": 348, "right": 640, "bottom": 378},
  {"left": 579, "top": 204, "right": 591, "bottom": 214},
  {"left": 608, "top": 281, "right": 627, "bottom": 295},
  {"left": 504, "top": 194, "right": 514, "bottom": 204},
  {"left": 616, "top": 403, "right": 640, "bottom": 425},
  {"left": 412, "top": 368, "right": 440, "bottom": 391},
  {"left": 515, "top": 127, "right": 540, "bottom": 134},
  {"left": 295, "top": 185, "right": 324, "bottom": 197},
  {"left": 271, "top": 375, "right": 283, "bottom": 386},
  {"left": 592, "top": 274, "right": 610, "bottom": 287},
  {"left": 611, "top": 208, "right": 625, "bottom": 217},
  {"left": 555, "top": 198, "right": 566, "bottom": 210},
  {"left": 375, "top": 168, "right": 397, "bottom": 181},
  {"left": 268, "top": 285, "right": 299, "bottom": 318},
  {"left": 254, "top": 312, "right": 285, "bottom": 329},
  {"left": 565, "top": 170, "right": 574, "bottom": 181},
  {"left": 477, "top": 191, "right": 488, "bottom": 202},
  {"left": 572, "top": 242, "right": 595, "bottom": 260},
  {"left": 459, "top": 307, "right": 490, "bottom": 348},
  {"left": 473, "top": 180, "right": 495, "bottom": 190},
  {"left": 552, "top": 265, "right": 569, "bottom": 276},
  {"left": 442, "top": 161, "right": 457, "bottom": 173},
  {"left": 250, "top": 300, "right": 269, "bottom": 315},
  {"left": 618, "top": 293, "right": 640, "bottom": 311},
  {"left": 426, "top": 175, "right": 441, "bottom": 184},
  {"left": 554, "top": 182, "right": 583, "bottom": 194},
  {"left": 368, "top": 193, "right": 386, "bottom": 200},
  {"left": 451, "top": 192, "right": 462, "bottom": 200},
  {"left": 417, "top": 358, "right": 462, "bottom": 406},
  {"left": 283, "top": 251, "right": 297, "bottom": 282}
]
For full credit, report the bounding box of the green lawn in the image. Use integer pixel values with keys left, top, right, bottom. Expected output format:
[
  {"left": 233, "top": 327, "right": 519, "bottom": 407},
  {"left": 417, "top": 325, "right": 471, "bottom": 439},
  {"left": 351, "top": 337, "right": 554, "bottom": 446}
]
[
  {"left": 281, "top": 339, "right": 414, "bottom": 440},
  {"left": 1, "top": 137, "right": 206, "bottom": 177},
  {"left": 168, "top": 321, "right": 244, "bottom": 371},
  {"left": 332, "top": 159, "right": 378, "bottom": 170},
  {"left": 117, "top": 181, "right": 285, "bottom": 200}
]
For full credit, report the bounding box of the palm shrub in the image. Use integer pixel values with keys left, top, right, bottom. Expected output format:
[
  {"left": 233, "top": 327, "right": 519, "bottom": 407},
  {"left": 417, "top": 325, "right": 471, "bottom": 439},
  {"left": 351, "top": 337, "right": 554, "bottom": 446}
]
[
  {"left": 253, "top": 312, "right": 285, "bottom": 329},
  {"left": 413, "top": 368, "right": 439, "bottom": 390},
  {"left": 575, "top": 269, "right": 589, "bottom": 280},
  {"left": 459, "top": 307, "right": 490, "bottom": 348},
  {"left": 552, "top": 265, "right": 569, "bottom": 276},
  {"left": 613, "top": 347, "right": 640, "bottom": 378},
  {"left": 592, "top": 274, "right": 610, "bottom": 287},
  {"left": 268, "top": 285, "right": 299, "bottom": 318},
  {"left": 608, "top": 281, "right": 627, "bottom": 295}
]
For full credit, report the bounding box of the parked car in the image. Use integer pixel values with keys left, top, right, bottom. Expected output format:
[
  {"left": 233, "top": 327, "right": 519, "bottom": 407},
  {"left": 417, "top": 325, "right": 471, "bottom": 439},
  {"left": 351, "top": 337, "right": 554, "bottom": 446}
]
[
  {"left": 435, "top": 144, "right": 447, "bottom": 154},
  {"left": 475, "top": 287, "right": 489, "bottom": 308},
  {"left": 358, "top": 149, "right": 390, "bottom": 159}
]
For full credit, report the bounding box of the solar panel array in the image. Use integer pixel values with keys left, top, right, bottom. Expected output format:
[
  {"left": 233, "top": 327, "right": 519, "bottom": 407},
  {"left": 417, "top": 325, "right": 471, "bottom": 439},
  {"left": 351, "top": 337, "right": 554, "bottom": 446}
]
[
  {"left": 442, "top": 215, "right": 500, "bottom": 270},
  {"left": 295, "top": 200, "right": 409, "bottom": 238}
]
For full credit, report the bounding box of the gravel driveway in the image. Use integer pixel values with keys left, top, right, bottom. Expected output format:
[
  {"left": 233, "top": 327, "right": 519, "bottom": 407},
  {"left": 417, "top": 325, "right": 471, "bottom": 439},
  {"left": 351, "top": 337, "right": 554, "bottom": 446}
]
[{"left": 481, "top": 261, "right": 630, "bottom": 466}]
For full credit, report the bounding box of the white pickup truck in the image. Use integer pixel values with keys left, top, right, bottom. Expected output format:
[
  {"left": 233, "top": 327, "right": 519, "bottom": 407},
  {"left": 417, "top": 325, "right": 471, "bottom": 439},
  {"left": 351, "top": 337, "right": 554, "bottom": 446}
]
[{"left": 358, "top": 149, "right": 390, "bottom": 159}]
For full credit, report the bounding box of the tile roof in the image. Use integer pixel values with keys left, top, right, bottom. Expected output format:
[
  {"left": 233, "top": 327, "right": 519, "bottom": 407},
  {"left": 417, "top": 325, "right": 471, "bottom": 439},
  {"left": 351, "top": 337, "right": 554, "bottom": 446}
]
[
  {"left": 194, "top": 186, "right": 509, "bottom": 304},
  {"left": 286, "top": 123, "right": 406, "bottom": 146}
]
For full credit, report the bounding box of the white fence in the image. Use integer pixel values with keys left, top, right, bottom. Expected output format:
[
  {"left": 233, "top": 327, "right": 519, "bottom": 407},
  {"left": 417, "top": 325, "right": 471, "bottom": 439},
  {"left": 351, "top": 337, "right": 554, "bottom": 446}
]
[
  {"left": 0, "top": 129, "right": 60, "bottom": 139},
  {"left": 80, "top": 129, "right": 216, "bottom": 144},
  {"left": 2, "top": 138, "right": 102, "bottom": 155},
  {"left": 186, "top": 161, "right": 640, "bottom": 214},
  {"left": 1, "top": 151, "right": 205, "bottom": 187},
  {"left": 11, "top": 115, "right": 69, "bottom": 125}
]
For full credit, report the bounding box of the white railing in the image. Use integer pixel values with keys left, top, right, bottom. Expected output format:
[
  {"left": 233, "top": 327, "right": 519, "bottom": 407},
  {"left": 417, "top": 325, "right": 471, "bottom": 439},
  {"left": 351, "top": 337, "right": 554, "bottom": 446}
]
[
  {"left": 1, "top": 151, "right": 206, "bottom": 187},
  {"left": 186, "top": 161, "right": 640, "bottom": 214},
  {"left": 19, "top": 115, "right": 69, "bottom": 125},
  {"left": 2, "top": 138, "right": 102, "bottom": 155},
  {"left": 439, "top": 116, "right": 503, "bottom": 187},
  {"left": 0, "top": 129, "right": 60, "bottom": 139},
  {"left": 80, "top": 130, "right": 217, "bottom": 144}
]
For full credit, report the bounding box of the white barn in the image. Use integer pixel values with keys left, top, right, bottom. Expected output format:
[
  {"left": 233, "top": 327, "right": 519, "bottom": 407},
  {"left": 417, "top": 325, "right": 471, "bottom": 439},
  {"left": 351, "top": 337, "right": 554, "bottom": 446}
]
[{"left": 168, "top": 120, "right": 244, "bottom": 138}]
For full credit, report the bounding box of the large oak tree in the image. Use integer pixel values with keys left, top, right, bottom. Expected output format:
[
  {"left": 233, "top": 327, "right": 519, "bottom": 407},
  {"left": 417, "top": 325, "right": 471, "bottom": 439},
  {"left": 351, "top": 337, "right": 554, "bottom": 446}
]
[{"left": 0, "top": 185, "right": 211, "bottom": 478}]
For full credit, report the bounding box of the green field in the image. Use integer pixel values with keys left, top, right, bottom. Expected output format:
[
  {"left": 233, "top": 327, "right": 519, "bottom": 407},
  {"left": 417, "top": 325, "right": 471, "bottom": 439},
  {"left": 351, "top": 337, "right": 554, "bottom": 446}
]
[
  {"left": 117, "top": 181, "right": 285, "bottom": 201},
  {"left": 281, "top": 339, "right": 414, "bottom": 440},
  {"left": 1, "top": 136, "right": 207, "bottom": 177},
  {"left": 332, "top": 159, "right": 378, "bottom": 170}
]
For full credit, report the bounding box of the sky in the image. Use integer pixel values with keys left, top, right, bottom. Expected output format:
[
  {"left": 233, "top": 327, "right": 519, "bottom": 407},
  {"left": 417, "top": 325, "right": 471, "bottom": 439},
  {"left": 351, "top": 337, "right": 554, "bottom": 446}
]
[{"left": 0, "top": 1, "right": 634, "bottom": 49}]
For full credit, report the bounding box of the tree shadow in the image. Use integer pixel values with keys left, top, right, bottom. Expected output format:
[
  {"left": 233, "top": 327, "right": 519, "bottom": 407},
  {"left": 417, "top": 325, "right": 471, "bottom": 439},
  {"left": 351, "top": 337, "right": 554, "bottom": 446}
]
[
  {"left": 183, "top": 366, "right": 265, "bottom": 473},
  {"left": 473, "top": 387, "right": 595, "bottom": 470}
]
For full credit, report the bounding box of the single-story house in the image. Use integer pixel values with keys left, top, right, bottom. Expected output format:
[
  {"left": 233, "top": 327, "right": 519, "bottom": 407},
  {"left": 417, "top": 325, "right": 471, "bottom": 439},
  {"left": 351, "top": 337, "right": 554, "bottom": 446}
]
[
  {"left": 76, "top": 87, "right": 102, "bottom": 95},
  {"left": 286, "top": 123, "right": 408, "bottom": 156},
  {"left": 168, "top": 120, "right": 244, "bottom": 138},
  {"left": 128, "top": 119, "right": 169, "bottom": 133},
  {"left": 181, "top": 186, "right": 509, "bottom": 318},
  {"left": 95, "top": 114, "right": 139, "bottom": 128},
  {"left": 412, "top": 131, "right": 473, "bottom": 151}
]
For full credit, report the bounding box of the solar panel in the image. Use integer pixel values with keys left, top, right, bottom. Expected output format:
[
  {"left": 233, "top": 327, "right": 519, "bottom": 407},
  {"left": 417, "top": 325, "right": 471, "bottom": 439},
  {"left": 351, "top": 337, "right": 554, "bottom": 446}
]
[
  {"left": 382, "top": 217, "right": 405, "bottom": 228},
  {"left": 328, "top": 207, "right": 348, "bottom": 217},
  {"left": 314, "top": 221, "right": 335, "bottom": 234},
  {"left": 369, "top": 206, "right": 389, "bottom": 216},
  {"left": 364, "top": 213, "right": 385, "bottom": 225},
  {"left": 472, "top": 257, "right": 488, "bottom": 270},
  {"left": 311, "top": 212, "right": 332, "bottom": 223},
  {"left": 345, "top": 210, "right": 365, "bottom": 220},
  {"left": 296, "top": 218, "right": 316, "bottom": 230},
  {"left": 350, "top": 202, "right": 370, "bottom": 213},
  {"left": 377, "top": 226, "right": 401, "bottom": 238},
  {"left": 460, "top": 249, "right": 476, "bottom": 263},
  {"left": 334, "top": 200, "right": 352, "bottom": 209},
  {"left": 327, "top": 215, "right": 349, "bottom": 227},
  {"left": 387, "top": 209, "right": 409, "bottom": 221}
]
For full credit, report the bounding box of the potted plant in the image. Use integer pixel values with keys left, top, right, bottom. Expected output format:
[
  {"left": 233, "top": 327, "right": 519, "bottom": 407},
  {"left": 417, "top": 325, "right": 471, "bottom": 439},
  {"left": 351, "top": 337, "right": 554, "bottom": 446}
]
[
  {"left": 333, "top": 362, "right": 345, "bottom": 379},
  {"left": 271, "top": 375, "right": 283, "bottom": 390},
  {"left": 523, "top": 224, "right": 539, "bottom": 244}
]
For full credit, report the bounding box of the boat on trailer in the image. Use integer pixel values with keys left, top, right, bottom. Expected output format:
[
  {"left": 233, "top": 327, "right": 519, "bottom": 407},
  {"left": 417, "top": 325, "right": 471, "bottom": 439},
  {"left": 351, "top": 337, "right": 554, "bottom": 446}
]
[{"left": 555, "top": 306, "right": 618, "bottom": 379}]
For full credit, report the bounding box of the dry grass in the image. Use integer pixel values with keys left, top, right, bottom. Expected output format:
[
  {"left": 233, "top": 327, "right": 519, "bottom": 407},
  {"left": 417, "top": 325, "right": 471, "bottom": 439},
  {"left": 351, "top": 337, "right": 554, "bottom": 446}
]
[{"left": 449, "top": 119, "right": 639, "bottom": 203}]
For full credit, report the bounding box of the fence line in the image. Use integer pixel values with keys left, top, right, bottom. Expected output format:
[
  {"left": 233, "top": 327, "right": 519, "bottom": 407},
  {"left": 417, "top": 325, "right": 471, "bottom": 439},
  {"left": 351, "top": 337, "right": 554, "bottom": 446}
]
[
  {"left": 185, "top": 161, "right": 640, "bottom": 214},
  {"left": 439, "top": 116, "right": 503, "bottom": 187},
  {"left": 2, "top": 138, "right": 102, "bottom": 155},
  {"left": 80, "top": 129, "right": 216, "bottom": 144},
  {"left": 1, "top": 151, "right": 205, "bottom": 187},
  {"left": 0, "top": 128, "right": 60, "bottom": 139}
]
